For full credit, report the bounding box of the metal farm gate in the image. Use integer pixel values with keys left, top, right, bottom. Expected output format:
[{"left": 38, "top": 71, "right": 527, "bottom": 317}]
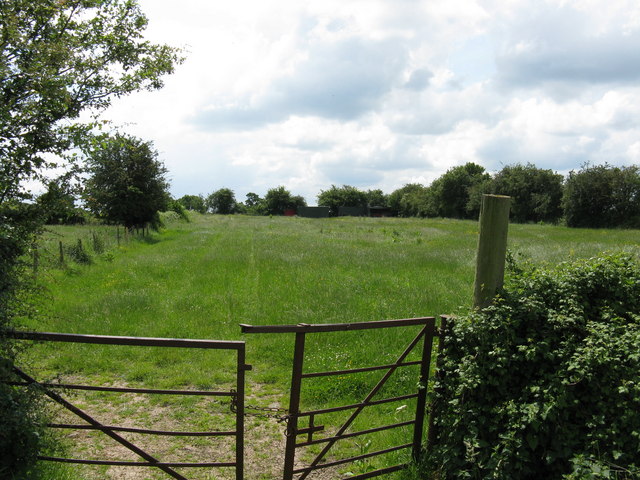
[
  {"left": 4, "top": 317, "right": 446, "bottom": 479},
  {"left": 6, "top": 331, "right": 250, "bottom": 480},
  {"left": 242, "top": 317, "right": 439, "bottom": 480}
]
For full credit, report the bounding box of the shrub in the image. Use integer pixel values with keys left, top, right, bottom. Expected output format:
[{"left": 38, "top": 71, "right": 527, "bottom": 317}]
[
  {"left": 206, "top": 188, "right": 237, "bottom": 214},
  {"left": 563, "top": 164, "right": 640, "bottom": 229},
  {"left": 0, "top": 370, "right": 45, "bottom": 479},
  {"left": 166, "top": 199, "right": 189, "bottom": 221},
  {"left": 425, "top": 253, "right": 640, "bottom": 480},
  {"left": 491, "top": 163, "right": 564, "bottom": 224},
  {"left": 426, "top": 163, "right": 490, "bottom": 219},
  {"left": 65, "top": 239, "right": 92, "bottom": 264},
  {"left": 317, "top": 185, "right": 367, "bottom": 216}
]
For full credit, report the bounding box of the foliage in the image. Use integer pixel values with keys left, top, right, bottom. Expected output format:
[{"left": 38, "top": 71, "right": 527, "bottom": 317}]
[
  {"left": 206, "top": 188, "right": 237, "bottom": 214},
  {"left": 66, "top": 239, "right": 92, "bottom": 264},
  {"left": 84, "top": 134, "right": 170, "bottom": 229},
  {"left": 490, "top": 163, "right": 564, "bottom": 223},
  {"left": 166, "top": 199, "right": 189, "bottom": 221},
  {"left": 563, "top": 164, "right": 640, "bottom": 228},
  {"left": 0, "top": 203, "right": 46, "bottom": 477},
  {"left": 242, "top": 192, "right": 268, "bottom": 215},
  {"left": 178, "top": 194, "right": 206, "bottom": 214},
  {"left": 0, "top": 1, "right": 180, "bottom": 475},
  {"left": 365, "top": 189, "right": 388, "bottom": 207},
  {"left": 0, "top": 378, "right": 46, "bottom": 479},
  {"left": 388, "top": 183, "right": 428, "bottom": 217},
  {"left": 425, "top": 253, "right": 640, "bottom": 480},
  {"left": 36, "top": 173, "right": 86, "bottom": 225},
  {"left": 426, "top": 162, "right": 490, "bottom": 219},
  {"left": 317, "top": 185, "right": 368, "bottom": 216},
  {"left": 0, "top": 0, "right": 182, "bottom": 208},
  {"left": 465, "top": 177, "right": 493, "bottom": 220},
  {"left": 265, "top": 186, "right": 306, "bottom": 215}
]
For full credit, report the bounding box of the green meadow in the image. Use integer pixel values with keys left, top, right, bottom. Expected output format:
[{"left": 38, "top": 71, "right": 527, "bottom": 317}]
[{"left": 21, "top": 214, "right": 640, "bottom": 479}]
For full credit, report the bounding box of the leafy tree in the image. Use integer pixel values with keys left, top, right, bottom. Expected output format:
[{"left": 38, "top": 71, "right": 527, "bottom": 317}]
[
  {"left": 84, "top": 134, "right": 170, "bottom": 229},
  {"left": 265, "top": 186, "right": 306, "bottom": 215},
  {"left": 365, "top": 189, "right": 388, "bottom": 207},
  {"left": 427, "top": 163, "right": 490, "bottom": 219},
  {"left": 402, "top": 186, "right": 432, "bottom": 217},
  {"left": 388, "top": 183, "right": 427, "bottom": 216},
  {"left": 564, "top": 164, "right": 640, "bottom": 228},
  {"left": 36, "top": 173, "right": 85, "bottom": 225},
  {"left": 206, "top": 188, "right": 237, "bottom": 214},
  {"left": 317, "top": 185, "right": 368, "bottom": 216},
  {"left": 465, "top": 177, "right": 493, "bottom": 220},
  {"left": 243, "top": 192, "right": 267, "bottom": 215},
  {"left": 0, "top": 1, "right": 180, "bottom": 475},
  {"left": 290, "top": 195, "right": 307, "bottom": 210},
  {"left": 178, "top": 195, "right": 206, "bottom": 214},
  {"left": 0, "top": 0, "right": 182, "bottom": 209},
  {"left": 491, "top": 163, "right": 564, "bottom": 223}
]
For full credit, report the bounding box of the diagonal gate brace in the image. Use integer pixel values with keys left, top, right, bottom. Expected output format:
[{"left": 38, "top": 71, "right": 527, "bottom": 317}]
[
  {"left": 297, "top": 321, "right": 434, "bottom": 480},
  {"left": 11, "top": 366, "right": 188, "bottom": 480}
]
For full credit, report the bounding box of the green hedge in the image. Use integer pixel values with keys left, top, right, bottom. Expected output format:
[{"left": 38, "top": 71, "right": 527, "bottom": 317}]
[{"left": 425, "top": 253, "right": 640, "bottom": 479}]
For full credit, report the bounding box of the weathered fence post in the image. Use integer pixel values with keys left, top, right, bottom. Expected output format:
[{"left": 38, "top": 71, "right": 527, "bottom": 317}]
[
  {"left": 59, "top": 241, "right": 65, "bottom": 265},
  {"left": 473, "top": 194, "right": 511, "bottom": 309}
]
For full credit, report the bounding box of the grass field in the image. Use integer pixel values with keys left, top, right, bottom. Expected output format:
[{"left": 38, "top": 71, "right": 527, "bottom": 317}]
[{"left": 20, "top": 214, "right": 640, "bottom": 479}]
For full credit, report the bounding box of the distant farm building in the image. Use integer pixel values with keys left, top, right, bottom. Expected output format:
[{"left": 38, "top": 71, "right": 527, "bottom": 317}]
[
  {"left": 338, "top": 206, "right": 368, "bottom": 217},
  {"left": 368, "top": 206, "right": 394, "bottom": 217},
  {"left": 298, "top": 206, "right": 395, "bottom": 218},
  {"left": 298, "top": 206, "right": 331, "bottom": 218}
]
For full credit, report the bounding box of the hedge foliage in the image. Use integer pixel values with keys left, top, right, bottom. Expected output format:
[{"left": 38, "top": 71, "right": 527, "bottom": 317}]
[{"left": 425, "top": 253, "right": 640, "bottom": 479}]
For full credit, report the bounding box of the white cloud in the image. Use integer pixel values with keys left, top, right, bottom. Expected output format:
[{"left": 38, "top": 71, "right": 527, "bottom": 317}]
[{"left": 98, "top": 0, "right": 640, "bottom": 199}]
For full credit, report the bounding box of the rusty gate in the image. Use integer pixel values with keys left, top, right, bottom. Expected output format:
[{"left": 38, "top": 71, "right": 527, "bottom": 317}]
[
  {"left": 5, "top": 317, "right": 445, "bottom": 479},
  {"left": 6, "top": 331, "right": 250, "bottom": 480},
  {"left": 241, "top": 317, "right": 439, "bottom": 480}
]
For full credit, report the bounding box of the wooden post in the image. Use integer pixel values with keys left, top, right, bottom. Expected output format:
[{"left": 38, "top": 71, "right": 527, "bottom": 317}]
[
  {"left": 473, "top": 194, "right": 511, "bottom": 309},
  {"left": 59, "top": 241, "right": 65, "bottom": 265}
]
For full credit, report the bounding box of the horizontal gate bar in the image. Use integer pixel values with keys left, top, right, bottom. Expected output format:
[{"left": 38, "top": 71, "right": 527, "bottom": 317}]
[
  {"left": 340, "top": 464, "right": 408, "bottom": 480},
  {"left": 296, "top": 420, "right": 416, "bottom": 448},
  {"left": 9, "top": 381, "right": 235, "bottom": 396},
  {"left": 302, "top": 360, "right": 422, "bottom": 378},
  {"left": 12, "top": 367, "right": 187, "bottom": 480},
  {"left": 38, "top": 457, "right": 236, "bottom": 468},
  {"left": 292, "top": 443, "right": 412, "bottom": 474},
  {"left": 8, "top": 330, "right": 244, "bottom": 350},
  {"left": 297, "top": 393, "right": 418, "bottom": 417},
  {"left": 240, "top": 317, "right": 434, "bottom": 334},
  {"left": 49, "top": 424, "right": 237, "bottom": 437}
]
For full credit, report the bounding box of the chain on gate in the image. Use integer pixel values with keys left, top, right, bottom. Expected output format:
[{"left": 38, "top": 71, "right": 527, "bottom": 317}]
[{"left": 229, "top": 389, "right": 292, "bottom": 435}]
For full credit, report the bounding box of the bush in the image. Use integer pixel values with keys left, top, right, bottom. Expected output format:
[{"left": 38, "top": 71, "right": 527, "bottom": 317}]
[
  {"left": 0, "top": 371, "right": 45, "bottom": 479},
  {"left": 563, "top": 164, "right": 640, "bottom": 228},
  {"left": 425, "top": 253, "right": 640, "bottom": 480},
  {"left": 491, "top": 163, "right": 564, "bottom": 223},
  {"left": 317, "top": 185, "right": 367, "bottom": 216},
  {"left": 426, "top": 163, "right": 490, "bottom": 219},
  {"left": 166, "top": 199, "right": 189, "bottom": 221},
  {"left": 388, "top": 183, "right": 428, "bottom": 217}
]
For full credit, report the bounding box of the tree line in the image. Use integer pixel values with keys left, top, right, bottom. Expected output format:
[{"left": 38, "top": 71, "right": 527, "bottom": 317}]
[{"left": 174, "top": 162, "right": 640, "bottom": 229}]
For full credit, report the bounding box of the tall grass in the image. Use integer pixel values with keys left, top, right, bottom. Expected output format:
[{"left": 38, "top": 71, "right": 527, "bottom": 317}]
[{"left": 19, "top": 214, "right": 640, "bottom": 478}]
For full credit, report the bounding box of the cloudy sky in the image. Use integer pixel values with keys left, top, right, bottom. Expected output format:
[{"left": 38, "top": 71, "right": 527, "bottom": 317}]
[{"left": 104, "top": 0, "right": 640, "bottom": 204}]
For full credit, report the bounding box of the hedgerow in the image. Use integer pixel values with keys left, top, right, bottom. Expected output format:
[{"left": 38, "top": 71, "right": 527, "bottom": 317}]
[{"left": 424, "top": 253, "right": 640, "bottom": 479}]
